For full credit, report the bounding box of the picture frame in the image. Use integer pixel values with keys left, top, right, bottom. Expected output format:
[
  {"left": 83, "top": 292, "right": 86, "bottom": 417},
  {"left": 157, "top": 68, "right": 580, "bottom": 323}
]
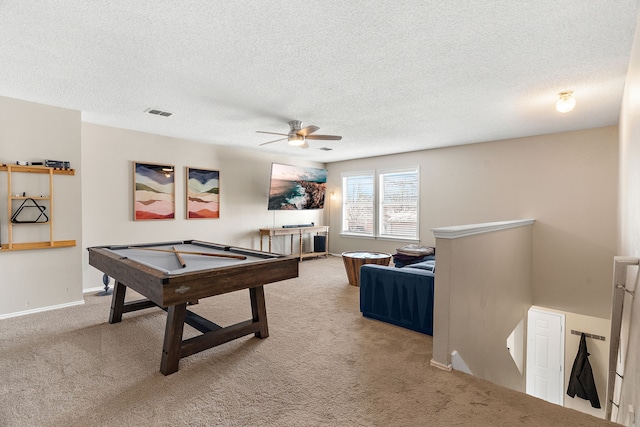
[
  {"left": 133, "top": 162, "right": 175, "bottom": 220},
  {"left": 186, "top": 167, "right": 219, "bottom": 219}
]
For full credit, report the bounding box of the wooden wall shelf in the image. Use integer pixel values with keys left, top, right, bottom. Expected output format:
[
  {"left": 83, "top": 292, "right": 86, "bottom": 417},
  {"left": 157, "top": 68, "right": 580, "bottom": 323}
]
[
  {"left": 0, "top": 240, "right": 76, "bottom": 251},
  {"left": 1, "top": 164, "right": 76, "bottom": 251},
  {"left": 0, "top": 165, "right": 75, "bottom": 175}
]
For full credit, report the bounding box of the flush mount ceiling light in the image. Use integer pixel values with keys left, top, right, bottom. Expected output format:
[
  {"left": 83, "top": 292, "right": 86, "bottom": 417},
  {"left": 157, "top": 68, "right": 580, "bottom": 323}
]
[
  {"left": 556, "top": 91, "right": 576, "bottom": 113},
  {"left": 288, "top": 134, "right": 305, "bottom": 146}
]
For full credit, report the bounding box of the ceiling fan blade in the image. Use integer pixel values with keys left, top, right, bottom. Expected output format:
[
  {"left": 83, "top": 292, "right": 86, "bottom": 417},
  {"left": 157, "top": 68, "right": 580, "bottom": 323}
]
[
  {"left": 296, "top": 125, "right": 320, "bottom": 137},
  {"left": 256, "top": 130, "right": 288, "bottom": 137},
  {"left": 304, "top": 134, "right": 342, "bottom": 140},
  {"left": 259, "top": 137, "right": 287, "bottom": 146}
]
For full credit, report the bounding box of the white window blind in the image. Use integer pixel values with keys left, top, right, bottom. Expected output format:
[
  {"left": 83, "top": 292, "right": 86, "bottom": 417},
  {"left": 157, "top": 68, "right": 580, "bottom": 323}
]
[
  {"left": 342, "top": 167, "right": 419, "bottom": 240},
  {"left": 342, "top": 173, "right": 374, "bottom": 236},
  {"left": 379, "top": 169, "right": 419, "bottom": 239}
]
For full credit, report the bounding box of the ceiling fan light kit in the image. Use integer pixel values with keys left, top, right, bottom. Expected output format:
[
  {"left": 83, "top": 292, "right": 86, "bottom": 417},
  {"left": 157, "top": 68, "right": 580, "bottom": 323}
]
[
  {"left": 288, "top": 135, "right": 305, "bottom": 146},
  {"left": 257, "top": 120, "right": 342, "bottom": 148}
]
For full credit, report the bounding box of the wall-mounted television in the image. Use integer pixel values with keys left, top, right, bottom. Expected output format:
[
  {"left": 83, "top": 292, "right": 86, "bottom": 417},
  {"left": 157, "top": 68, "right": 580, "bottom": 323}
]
[{"left": 268, "top": 163, "right": 327, "bottom": 210}]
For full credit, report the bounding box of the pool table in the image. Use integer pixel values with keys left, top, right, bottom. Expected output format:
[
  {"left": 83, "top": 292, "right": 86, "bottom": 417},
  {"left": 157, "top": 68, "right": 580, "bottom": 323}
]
[{"left": 88, "top": 240, "right": 299, "bottom": 375}]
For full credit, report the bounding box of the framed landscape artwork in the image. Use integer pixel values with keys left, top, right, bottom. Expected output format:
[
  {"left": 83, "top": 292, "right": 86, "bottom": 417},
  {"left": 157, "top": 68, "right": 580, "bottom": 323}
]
[
  {"left": 267, "top": 163, "right": 327, "bottom": 210},
  {"left": 186, "top": 167, "right": 219, "bottom": 219},
  {"left": 133, "top": 162, "right": 175, "bottom": 220}
]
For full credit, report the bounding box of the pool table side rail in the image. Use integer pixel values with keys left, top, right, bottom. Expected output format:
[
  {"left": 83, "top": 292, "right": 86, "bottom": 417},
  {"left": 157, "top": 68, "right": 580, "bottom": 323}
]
[
  {"left": 106, "top": 240, "right": 283, "bottom": 260},
  {"left": 88, "top": 246, "right": 299, "bottom": 307},
  {"left": 158, "top": 256, "right": 299, "bottom": 306},
  {"left": 88, "top": 247, "right": 167, "bottom": 305}
]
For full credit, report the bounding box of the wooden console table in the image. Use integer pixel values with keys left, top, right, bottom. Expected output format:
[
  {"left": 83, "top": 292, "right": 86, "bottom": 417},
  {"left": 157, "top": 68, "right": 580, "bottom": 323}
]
[{"left": 259, "top": 226, "right": 329, "bottom": 261}]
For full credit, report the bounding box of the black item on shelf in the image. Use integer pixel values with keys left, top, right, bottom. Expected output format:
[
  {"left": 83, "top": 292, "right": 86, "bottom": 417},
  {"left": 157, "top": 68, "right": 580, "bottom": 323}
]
[
  {"left": 11, "top": 198, "right": 48, "bottom": 223},
  {"left": 44, "top": 159, "right": 70, "bottom": 169},
  {"left": 314, "top": 235, "right": 326, "bottom": 252}
]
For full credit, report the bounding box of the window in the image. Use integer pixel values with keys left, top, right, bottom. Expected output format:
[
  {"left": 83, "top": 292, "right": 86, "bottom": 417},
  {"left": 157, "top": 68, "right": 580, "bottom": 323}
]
[
  {"left": 342, "top": 172, "right": 374, "bottom": 236},
  {"left": 341, "top": 167, "right": 419, "bottom": 240},
  {"left": 379, "top": 168, "right": 419, "bottom": 239}
]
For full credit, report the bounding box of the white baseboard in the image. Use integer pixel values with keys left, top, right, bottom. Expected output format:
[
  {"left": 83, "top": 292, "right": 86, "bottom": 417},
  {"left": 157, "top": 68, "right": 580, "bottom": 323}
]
[
  {"left": 0, "top": 299, "right": 85, "bottom": 320},
  {"left": 83, "top": 286, "right": 111, "bottom": 294},
  {"left": 430, "top": 359, "right": 453, "bottom": 372}
]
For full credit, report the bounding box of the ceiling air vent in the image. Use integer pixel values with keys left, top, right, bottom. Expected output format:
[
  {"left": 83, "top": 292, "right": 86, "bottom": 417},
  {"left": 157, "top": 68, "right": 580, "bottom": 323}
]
[
  {"left": 318, "top": 147, "right": 333, "bottom": 151},
  {"left": 145, "top": 108, "right": 173, "bottom": 117}
]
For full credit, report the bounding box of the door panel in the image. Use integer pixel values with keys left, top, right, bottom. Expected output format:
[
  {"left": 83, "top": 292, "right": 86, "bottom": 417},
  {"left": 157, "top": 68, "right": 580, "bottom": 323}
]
[{"left": 526, "top": 308, "right": 565, "bottom": 405}]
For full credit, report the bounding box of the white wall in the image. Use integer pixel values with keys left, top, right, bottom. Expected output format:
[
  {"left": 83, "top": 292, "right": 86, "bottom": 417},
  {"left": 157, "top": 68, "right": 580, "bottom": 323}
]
[
  {"left": 615, "top": 8, "right": 640, "bottom": 426},
  {"left": 0, "top": 96, "right": 83, "bottom": 316},
  {"left": 326, "top": 127, "right": 618, "bottom": 319},
  {"left": 432, "top": 222, "right": 533, "bottom": 392},
  {"left": 81, "top": 123, "right": 325, "bottom": 290}
]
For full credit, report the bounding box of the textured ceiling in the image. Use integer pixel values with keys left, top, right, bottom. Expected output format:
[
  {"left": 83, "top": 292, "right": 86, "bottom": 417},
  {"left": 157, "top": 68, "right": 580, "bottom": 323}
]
[{"left": 0, "top": 1, "right": 637, "bottom": 163}]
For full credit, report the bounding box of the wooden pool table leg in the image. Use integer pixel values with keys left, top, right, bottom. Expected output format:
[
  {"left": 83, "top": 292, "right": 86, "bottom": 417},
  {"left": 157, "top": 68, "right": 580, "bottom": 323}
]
[
  {"left": 109, "top": 281, "right": 127, "bottom": 324},
  {"left": 250, "top": 286, "right": 269, "bottom": 339},
  {"left": 160, "top": 303, "right": 187, "bottom": 375}
]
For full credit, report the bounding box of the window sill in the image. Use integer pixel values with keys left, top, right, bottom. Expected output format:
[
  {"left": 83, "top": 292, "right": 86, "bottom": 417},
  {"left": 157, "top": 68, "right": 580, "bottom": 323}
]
[
  {"left": 376, "top": 236, "right": 420, "bottom": 243},
  {"left": 339, "top": 233, "right": 420, "bottom": 243},
  {"left": 339, "top": 233, "right": 374, "bottom": 239}
]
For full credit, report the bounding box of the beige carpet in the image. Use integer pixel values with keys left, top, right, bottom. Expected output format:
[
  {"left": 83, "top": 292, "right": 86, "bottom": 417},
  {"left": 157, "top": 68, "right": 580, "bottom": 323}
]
[{"left": 0, "top": 256, "right": 617, "bottom": 426}]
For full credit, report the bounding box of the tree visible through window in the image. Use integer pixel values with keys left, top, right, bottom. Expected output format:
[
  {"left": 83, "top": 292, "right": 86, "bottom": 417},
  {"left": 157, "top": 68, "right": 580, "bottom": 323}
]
[{"left": 341, "top": 168, "right": 419, "bottom": 239}]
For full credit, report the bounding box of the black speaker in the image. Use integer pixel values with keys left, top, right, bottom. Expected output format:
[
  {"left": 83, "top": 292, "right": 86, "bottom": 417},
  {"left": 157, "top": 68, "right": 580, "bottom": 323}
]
[{"left": 314, "top": 235, "right": 326, "bottom": 253}]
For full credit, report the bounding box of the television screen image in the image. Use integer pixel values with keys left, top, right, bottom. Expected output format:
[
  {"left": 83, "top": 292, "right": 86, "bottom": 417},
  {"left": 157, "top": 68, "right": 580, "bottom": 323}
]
[{"left": 268, "top": 163, "right": 327, "bottom": 210}]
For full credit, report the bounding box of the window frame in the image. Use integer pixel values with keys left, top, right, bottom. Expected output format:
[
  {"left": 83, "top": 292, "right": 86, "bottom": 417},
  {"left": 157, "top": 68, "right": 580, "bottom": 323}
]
[
  {"left": 340, "top": 167, "right": 419, "bottom": 241},
  {"left": 341, "top": 170, "right": 375, "bottom": 237},
  {"left": 377, "top": 167, "right": 420, "bottom": 240}
]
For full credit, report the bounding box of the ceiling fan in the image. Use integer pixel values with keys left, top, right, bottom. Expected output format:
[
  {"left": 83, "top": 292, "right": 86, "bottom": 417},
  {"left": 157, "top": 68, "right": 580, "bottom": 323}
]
[{"left": 257, "top": 120, "right": 342, "bottom": 148}]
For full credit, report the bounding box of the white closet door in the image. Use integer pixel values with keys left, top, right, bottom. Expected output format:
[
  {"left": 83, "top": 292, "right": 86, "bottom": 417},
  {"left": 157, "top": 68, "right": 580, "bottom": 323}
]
[{"left": 526, "top": 307, "right": 565, "bottom": 405}]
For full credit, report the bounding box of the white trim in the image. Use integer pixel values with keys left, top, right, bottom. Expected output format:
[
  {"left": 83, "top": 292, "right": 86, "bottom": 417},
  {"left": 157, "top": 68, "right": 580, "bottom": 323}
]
[
  {"left": 341, "top": 171, "right": 375, "bottom": 237},
  {"left": 430, "top": 359, "right": 453, "bottom": 372},
  {"left": 377, "top": 166, "right": 420, "bottom": 241},
  {"left": 338, "top": 233, "right": 419, "bottom": 243},
  {"left": 340, "top": 167, "right": 420, "bottom": 240},
  {"left": 339, "top": 232, "right": 374, "bottom": 239},
  {"left": 431, "top": 219, "right": 535, "bottom": 239},
  {"left": 0, "top": 299, "right": 84, "bottom": 320},
  {"left": 83, "top": 286, "right": 111, "bottom": 294},
  {"left": 340, "top": 169, "right": 375, "bottom": 178}
]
